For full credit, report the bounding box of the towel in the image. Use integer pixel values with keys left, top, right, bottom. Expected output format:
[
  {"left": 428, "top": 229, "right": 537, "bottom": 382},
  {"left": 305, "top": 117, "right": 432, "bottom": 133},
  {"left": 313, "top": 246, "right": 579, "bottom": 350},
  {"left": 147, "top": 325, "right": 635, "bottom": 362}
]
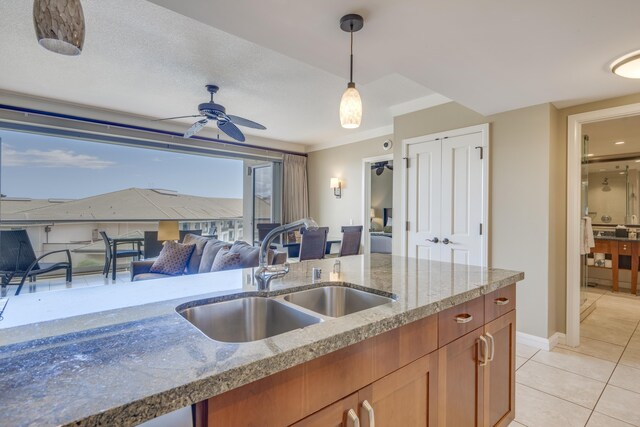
[{"left": 581, "top": 216, "right": 595, "bottom": 255}]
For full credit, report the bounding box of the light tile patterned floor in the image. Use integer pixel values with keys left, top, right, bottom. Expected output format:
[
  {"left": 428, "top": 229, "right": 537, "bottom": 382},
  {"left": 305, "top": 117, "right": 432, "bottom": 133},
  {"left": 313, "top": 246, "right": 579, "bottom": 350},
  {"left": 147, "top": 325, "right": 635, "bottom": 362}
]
[{"left": 511, "top": 288, "right": 640, "bottom": 427}]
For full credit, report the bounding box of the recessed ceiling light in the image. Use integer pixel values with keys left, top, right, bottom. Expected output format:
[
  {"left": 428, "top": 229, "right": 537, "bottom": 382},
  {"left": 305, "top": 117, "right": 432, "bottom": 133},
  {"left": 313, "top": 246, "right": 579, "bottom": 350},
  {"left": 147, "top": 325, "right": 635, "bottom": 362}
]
[
  {"left": 612, "top": 50, "right": 640, "bottom": 79},
  {"left": 600, "top": 168, "right": 606, "bottom": 172},
  {"left": 620, "top": 172, "right": 626, "bottom": 175},
  {"left": 615, "top": 141, "right": 625, "bottom": 145},
  {"left": 587, "top": 153, "right": 594, "bottom": 157}
]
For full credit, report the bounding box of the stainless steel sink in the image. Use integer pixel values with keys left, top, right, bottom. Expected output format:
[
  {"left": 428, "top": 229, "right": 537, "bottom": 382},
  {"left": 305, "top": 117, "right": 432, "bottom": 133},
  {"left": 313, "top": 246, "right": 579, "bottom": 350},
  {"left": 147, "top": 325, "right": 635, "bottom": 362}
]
[
  {"left": 178, "top": 297, "right": 322, "bottom": 343},
  {"left": 283, "top": 286, "right": 395, "bottom": 317}
]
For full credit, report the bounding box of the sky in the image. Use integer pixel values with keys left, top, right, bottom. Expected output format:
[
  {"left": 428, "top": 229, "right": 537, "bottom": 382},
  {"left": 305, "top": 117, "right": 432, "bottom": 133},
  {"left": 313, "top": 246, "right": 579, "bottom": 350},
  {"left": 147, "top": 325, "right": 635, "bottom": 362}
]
[{"left": 0, "top": 129, "right": 245, "bottom": 200}]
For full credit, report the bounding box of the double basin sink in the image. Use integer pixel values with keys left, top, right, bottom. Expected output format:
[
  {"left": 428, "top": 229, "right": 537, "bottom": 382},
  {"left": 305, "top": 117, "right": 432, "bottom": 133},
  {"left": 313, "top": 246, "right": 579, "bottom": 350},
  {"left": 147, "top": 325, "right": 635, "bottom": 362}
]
[{"left": 178, "top": 286, "right": 395, "bottom": 343}]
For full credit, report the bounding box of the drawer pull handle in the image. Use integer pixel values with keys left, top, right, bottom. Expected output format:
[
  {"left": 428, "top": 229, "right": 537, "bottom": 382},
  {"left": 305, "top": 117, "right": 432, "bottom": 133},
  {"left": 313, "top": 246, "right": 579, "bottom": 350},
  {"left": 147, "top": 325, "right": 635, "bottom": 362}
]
[
  {"left": 346, "top": 409, "right": 360, "bottom": 427},
  {"left": 454, "top": 313, "right": 473, "bottom": 323},
  {"left": 494, "top": 297, "right": 510, "bottom": 306},
  {"left": 478, "top": 335, "right": 488, "bottom": 366},
  {"left": 486, "top": 332, "right": 495, "bottom": 362},
  {"left": 362, "top": 400, "right": 375, "bottom": 427}
]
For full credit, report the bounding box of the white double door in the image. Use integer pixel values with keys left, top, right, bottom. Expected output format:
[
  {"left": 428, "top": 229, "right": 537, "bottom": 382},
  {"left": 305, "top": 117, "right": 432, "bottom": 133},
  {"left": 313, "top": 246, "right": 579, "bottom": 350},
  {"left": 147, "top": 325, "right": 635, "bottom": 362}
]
[{"left": 405, "top": 125, "right": 488, "bottom": 266}]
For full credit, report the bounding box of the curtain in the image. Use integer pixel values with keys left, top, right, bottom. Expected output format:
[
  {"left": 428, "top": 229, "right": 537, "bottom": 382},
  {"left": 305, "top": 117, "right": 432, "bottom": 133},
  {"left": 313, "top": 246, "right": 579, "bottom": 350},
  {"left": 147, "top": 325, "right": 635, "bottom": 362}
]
[{"left": 282, "top": 154, "right": 309, "bottom": 225}]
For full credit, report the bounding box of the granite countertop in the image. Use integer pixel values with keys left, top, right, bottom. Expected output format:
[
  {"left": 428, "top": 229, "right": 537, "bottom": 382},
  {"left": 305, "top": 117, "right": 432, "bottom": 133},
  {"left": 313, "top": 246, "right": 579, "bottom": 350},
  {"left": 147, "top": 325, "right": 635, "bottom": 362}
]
[
  {"left": 0, "top": 254, "right": 523, "bottom": 427},
  {"left": 594, "top": 236, "right": 640, "bottom": 242}
]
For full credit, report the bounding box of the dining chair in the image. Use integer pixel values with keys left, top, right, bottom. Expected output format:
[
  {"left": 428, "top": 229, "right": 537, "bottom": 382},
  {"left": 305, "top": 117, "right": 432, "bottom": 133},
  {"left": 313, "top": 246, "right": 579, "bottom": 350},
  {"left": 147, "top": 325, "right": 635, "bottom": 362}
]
[
  {"left": 339, "top": 226, "right": 363, "bottom": 257},
  {"left": 100, "top": 231, "right": 142, "bottom": 278},
  {"left": 299, "top": 227, "right": 329, "bottom": 261}
]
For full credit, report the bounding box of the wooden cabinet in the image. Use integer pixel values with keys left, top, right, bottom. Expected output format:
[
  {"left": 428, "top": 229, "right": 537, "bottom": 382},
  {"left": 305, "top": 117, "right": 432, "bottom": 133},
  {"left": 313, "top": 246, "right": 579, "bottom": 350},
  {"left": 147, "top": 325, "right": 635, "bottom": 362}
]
[
  {"left": 483, "top": 310, "right": 516, "bottom": 427},
  {"left": 199, "top": 288, "right": 517, "bottom": 427},
  {"left": 291, "top": 393, "right": 359, "bottom": 427},
  {"left": 437, "top": 306, "right": 516, "bottom": 427},
  {"left": 359, "top": 353, "right": 438, "bottom": 427},
  {"left": 437, "top": 326, "right": 485, "bottom": 426}
]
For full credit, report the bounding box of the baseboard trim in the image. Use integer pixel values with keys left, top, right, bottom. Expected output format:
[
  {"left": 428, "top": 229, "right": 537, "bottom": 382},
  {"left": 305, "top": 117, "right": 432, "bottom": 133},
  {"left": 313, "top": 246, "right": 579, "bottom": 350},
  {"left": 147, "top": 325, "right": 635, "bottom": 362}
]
[{"left": 516, "top": 331, "right": 564, "bottom": 351}]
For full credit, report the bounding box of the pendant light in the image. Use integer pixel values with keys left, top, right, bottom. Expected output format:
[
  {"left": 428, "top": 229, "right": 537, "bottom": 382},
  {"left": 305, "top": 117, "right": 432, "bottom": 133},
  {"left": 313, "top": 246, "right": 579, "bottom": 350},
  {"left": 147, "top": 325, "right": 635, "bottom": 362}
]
[
  {"left": 339, "top": 14, "right": 364, "bottom": 129},
  {"left": 33, "top": 0, "right": 85, "bottom": 56}
]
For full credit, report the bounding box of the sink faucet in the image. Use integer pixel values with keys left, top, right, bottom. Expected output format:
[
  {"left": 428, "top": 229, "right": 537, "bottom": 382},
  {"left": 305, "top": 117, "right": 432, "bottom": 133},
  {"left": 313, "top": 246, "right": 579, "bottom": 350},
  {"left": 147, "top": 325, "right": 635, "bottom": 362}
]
[{"left": 254, "top": 218, "right": 319, "bottom": 290}]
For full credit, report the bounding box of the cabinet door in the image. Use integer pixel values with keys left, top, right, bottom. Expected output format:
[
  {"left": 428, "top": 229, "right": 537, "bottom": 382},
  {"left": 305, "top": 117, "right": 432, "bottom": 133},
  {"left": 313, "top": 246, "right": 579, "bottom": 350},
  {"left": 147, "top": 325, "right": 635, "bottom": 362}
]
[
  {"left": 290, "top": 393, "right": 359, "bottom": 427},
  {"left": 437, "top": 327, "right": 485, "bottom": 426},
  {"left": 358, "top": 352, "right": 438, "bottom": 427},
  {"left": 483, "top": 311, "right": 516, "bottom": 427}
]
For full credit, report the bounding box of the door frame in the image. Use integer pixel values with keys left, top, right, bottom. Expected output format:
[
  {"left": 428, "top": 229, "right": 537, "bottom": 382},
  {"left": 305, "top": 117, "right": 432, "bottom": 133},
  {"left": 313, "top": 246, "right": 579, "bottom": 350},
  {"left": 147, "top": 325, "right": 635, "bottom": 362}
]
[
  {"left": 566, "top": 102, "right": 640, "bottom": 347},
  {"left": 362, "top": 154, "right": 394, "bottom": 254},
  {"left": 400, "top": 123, "right": 490, "bottom": 267}
]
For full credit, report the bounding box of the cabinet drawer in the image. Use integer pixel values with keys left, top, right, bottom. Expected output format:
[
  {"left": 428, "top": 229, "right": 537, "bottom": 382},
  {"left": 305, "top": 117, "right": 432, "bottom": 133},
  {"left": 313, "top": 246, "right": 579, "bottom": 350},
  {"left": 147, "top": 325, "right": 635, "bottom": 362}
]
[
  {"left": 485, "top": 284, "right": 516, "bottom": 323},
  {"left": 438, "top": 295, "right": 485, "bottom": 347},
  {"left": 592, "top": 240, "right": 611, "bottom": 253},
  {"left": 619, "top": 241, "right": 633, "bottom": 255}
]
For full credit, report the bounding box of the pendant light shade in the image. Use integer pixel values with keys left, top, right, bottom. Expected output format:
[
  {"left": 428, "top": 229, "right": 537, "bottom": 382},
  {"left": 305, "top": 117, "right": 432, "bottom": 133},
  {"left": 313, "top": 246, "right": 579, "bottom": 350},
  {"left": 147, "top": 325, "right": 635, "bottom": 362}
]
[
  {"left": 33, "top": 0, "right": 85, "bottom": 56},
  {"left": 340, "top": 82, "right": 362, "bottom": 129},
  {"left": 339, "top": 14, "right": 364, "bottom": 129}
]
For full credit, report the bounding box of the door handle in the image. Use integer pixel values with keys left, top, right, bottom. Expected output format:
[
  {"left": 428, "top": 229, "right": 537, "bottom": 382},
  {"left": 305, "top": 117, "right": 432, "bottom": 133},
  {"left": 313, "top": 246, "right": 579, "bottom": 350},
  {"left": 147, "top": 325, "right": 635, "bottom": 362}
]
[
  {"left": 442, "top": 238, "right": 452, "bottom": 245},
  {"left": 485, "top": 332, "right": 495, "bottom": 362},
  {"left": 362, "top": 400, "right": 375, "bottom": 427},
  {"left": 346, "top": 409, "right": 360, "bottom": 427},
  {"left": 426, "top": 237, "right": 439, "bottom": 243},
  {"left": 478, "top": 335, "right": 488, "bottom": 367}
]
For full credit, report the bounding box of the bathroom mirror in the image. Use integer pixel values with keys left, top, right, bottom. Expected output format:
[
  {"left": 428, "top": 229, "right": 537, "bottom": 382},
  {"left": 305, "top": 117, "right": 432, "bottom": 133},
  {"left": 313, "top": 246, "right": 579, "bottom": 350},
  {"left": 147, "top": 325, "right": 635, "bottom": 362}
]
[{"left": 586, "top": 159, "right": 639, "bottom": 225}]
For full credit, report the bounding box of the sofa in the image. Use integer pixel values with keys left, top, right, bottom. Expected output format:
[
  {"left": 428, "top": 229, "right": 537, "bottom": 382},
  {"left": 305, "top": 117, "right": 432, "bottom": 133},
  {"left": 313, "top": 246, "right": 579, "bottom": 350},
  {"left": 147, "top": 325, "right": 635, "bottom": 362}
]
[{"left": 130, "top": 234, "right": 286, "bottom": 282}]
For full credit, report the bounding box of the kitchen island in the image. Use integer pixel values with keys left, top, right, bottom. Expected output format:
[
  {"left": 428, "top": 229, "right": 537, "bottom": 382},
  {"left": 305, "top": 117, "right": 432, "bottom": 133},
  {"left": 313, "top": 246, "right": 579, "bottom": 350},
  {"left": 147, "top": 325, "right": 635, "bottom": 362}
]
[{"left": 0, "top": 254, "right": 523, "bottom": 426}]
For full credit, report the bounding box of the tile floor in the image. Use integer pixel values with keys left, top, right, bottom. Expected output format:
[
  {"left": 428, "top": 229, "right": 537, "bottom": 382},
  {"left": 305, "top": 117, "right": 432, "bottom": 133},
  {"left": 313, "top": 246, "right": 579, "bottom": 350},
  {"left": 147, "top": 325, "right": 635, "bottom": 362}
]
[{"left": 511, "top": 287, "right": 640, "bottom": 427}]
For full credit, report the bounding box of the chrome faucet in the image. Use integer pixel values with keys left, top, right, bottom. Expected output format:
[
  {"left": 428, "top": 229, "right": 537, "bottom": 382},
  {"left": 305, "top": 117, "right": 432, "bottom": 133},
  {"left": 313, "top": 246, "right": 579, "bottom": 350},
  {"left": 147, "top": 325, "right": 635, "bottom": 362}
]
[{"left": 254, "top": 218, "right": 319, "bottom": 290}]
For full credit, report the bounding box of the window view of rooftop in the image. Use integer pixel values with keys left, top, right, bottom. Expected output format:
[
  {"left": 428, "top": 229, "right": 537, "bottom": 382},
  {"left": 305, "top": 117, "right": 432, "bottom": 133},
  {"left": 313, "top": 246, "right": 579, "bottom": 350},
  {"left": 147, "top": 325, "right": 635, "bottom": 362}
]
[{"left": 0, "top": 128, "right": 276, "bottom": 294}]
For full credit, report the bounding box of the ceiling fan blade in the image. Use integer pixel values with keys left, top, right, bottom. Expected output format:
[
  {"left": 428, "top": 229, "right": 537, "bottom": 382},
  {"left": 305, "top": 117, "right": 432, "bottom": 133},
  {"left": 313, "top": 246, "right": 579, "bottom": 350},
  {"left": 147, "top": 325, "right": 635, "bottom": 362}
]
[
  {"left": 184, "top": 119, "right": 208, "bottom": 138},
  {"left": 153, "top": 114, "right": 203, "bottom": 122},
  {"left": 218, "top": 120, "right": 246, "bottom": 142},
  {"left": 226, "top": 114, "right": 266, "bottom": 130}
]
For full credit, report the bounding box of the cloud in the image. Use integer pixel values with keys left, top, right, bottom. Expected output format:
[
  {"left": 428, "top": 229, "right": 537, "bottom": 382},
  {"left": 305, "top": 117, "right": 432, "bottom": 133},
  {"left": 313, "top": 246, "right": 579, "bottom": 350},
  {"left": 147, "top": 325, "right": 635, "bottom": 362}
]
[{"left": 2, "top": 145, "right": 115, "bottom": 170}]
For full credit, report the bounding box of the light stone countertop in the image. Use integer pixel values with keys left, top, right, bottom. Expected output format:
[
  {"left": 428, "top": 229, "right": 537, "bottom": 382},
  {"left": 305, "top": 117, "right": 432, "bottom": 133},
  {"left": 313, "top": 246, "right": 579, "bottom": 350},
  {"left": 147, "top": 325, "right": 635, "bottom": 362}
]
[{"left": 0, "top": 254, "right": 523, "bottom": 427}]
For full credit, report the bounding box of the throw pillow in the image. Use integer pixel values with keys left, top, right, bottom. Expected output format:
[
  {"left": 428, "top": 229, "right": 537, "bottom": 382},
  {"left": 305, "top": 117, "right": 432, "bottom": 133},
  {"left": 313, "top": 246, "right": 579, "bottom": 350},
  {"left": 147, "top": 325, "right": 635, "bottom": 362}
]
[
  {"left": 150, "top": 241, "right": 195, "bottom": 276},
  {"left": 199, "top": 240, "right": 230, "bottom": 273},
  {"left": 229, "top": 240, "right": 260, "bottom": 268},
  {"left": 211, "top": 248, "right": 243, "bottom": 272},
  {"left": 182, "top": 233, "right": 211, "bottom": 274}
]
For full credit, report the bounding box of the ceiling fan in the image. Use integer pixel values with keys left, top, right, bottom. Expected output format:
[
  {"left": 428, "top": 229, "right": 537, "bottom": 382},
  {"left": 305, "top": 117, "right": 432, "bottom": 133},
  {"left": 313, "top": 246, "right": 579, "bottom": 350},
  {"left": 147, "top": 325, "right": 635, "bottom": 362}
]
[
  {"left": 372, "top": 161, "right": 393, "bottom": 176},
  {"left": 154, "top": 85, "right": 266, "bottom": 142}
]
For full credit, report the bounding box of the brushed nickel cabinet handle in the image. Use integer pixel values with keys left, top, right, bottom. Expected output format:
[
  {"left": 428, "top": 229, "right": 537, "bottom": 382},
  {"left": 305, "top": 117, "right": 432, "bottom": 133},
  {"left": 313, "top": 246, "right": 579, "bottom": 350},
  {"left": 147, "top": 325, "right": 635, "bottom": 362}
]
[
  {"left": 494, "top": 297, "right": 510, "bottom": 306},
  {"left": 455, "top": 313, "right": 473, "bottom": 323},
  {"left": 347, "top": 409, "right": 360, "bottom": 427},
  {"left": 478, "top": 335, "right": 488, "bottom": 367},
  {"left": 362, "top": 400, "right": 375, "bottom": 427},
  {"left": 485, "top": 332, "right": 495, "bottom": 362}
]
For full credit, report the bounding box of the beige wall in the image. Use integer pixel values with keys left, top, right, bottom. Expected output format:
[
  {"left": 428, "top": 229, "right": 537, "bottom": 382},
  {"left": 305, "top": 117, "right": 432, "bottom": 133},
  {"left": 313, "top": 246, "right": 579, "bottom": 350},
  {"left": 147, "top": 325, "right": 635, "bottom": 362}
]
[
  {"left": 307, "top": 135, "right": 392, "bottom": 240},
  {"left": 393, "top": 102, "right": 554, "bottom": 338}
]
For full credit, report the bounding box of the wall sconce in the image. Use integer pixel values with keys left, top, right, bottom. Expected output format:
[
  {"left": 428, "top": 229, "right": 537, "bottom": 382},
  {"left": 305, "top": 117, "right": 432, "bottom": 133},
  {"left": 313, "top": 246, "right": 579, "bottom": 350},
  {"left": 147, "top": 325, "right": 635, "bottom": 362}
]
[{"left": 330, "top": 178, "right": 342, "bottom": 199}]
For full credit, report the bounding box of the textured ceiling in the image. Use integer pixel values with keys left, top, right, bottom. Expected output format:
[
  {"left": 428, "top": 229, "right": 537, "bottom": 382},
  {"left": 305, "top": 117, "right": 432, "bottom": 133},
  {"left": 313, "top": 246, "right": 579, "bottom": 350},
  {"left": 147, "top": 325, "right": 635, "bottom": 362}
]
[
  {"left": 0, "top": 1, "right": 440, "bottom": 146},
  {"left": 3, "top": 1, "right": 640, "bottom": 148},
  {"left": 149, "top": 0, "right": 640, "bottom": 115}
]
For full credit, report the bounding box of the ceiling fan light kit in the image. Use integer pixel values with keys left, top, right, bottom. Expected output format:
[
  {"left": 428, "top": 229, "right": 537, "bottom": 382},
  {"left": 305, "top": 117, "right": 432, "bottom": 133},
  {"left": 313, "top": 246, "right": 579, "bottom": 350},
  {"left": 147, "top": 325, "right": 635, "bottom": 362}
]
[
  {"left": 155, "top": 84, "right": 266, "bottom": 142},
  {"left": 339, "top": 14, "right": 364, "bottom": 129},
  {"left": 611, "top": 50, "right": 640, "bottom": 79},
  {"left": 33, "top": 0, "right": 85, "bottom": 56}
]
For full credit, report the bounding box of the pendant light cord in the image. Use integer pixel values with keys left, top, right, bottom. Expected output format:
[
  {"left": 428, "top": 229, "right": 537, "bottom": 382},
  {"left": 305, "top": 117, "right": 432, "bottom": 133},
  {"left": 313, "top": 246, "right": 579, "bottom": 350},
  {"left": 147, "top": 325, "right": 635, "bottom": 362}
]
[{"left": 349, "top": 23, "right": 354, "bottom": 84}]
